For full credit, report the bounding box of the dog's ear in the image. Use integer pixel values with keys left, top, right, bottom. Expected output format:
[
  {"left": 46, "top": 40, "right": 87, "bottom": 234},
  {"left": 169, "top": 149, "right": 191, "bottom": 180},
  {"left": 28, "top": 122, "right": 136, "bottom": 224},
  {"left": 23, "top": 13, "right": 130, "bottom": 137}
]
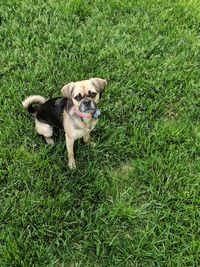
[
  {"left": 90, "top": 78, "right": 107, "bottom": 96},
  {"left": 61, "top": 82, "right": 74, "bottom": 98}
]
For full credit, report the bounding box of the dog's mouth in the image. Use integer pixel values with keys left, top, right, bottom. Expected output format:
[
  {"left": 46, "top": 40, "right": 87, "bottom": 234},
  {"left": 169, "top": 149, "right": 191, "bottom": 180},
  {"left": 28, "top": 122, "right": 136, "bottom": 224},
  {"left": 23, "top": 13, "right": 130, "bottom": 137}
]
[{"left": 80, "top": 107, "right": 96, "bottom": 114}]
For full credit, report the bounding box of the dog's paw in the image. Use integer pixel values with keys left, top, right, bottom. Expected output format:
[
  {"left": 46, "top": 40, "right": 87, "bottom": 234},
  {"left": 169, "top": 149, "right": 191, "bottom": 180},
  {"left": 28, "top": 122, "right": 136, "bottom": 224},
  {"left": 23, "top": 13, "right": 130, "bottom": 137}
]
[
  {"left": 68, "top": 159, "right": 76, "bottom": 170},
  {"left": 89, "top": 141, "right": 96, "bottom": 148},
  {"left": 84, "top": 137, "right": 96, "bottom": 147},
  {"left": 45, "top": 137, "right": 54, "bottom": 145}
]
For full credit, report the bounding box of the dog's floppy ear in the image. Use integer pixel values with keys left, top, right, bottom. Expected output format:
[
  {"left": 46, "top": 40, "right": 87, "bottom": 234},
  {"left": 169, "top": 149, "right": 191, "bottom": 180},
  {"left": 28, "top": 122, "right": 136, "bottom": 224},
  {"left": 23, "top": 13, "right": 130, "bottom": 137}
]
[
  {"left": 90, "top": 78, "right": 107, "bottom": 95},
  {"left": 61, "top": 82, "right": 74, "bottom": 98}
]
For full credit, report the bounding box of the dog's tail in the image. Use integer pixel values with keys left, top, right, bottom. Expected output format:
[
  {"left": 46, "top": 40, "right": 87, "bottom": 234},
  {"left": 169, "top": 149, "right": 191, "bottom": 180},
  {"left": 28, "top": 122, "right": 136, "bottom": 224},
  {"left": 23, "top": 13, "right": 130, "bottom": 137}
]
[{"left": 22, "top": 95, "right": 46, "bottom": 117}]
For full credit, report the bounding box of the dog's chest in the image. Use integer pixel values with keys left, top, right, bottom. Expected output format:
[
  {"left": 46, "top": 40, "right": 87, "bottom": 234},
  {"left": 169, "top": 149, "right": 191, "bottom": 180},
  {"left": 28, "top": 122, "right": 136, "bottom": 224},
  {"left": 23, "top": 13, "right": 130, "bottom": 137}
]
[{"left": 72, "top": 119, "right": 97, "bottom": 140}]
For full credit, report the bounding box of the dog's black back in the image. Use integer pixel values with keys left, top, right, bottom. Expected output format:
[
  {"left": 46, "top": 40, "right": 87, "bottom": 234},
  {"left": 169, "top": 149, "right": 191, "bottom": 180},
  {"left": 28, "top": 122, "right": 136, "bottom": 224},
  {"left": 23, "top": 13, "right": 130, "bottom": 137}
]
[{"left": 36, "top": 97, "right": 72, "bottom": 129}]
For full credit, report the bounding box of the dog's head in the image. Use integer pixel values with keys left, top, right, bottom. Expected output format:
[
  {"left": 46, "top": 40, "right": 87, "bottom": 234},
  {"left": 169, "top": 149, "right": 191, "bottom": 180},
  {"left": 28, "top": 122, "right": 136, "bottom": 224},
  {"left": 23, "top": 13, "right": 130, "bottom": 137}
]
[{"left": 61, "top": 78, "right": 107, "bottom": 113}]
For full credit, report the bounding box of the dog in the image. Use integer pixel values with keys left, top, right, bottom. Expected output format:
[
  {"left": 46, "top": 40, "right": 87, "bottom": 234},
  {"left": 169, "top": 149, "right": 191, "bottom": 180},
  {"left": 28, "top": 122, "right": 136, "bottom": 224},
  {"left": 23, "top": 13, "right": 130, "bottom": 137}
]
[{"left": 22, "top": 78, "right": 107, "bottom": 169}]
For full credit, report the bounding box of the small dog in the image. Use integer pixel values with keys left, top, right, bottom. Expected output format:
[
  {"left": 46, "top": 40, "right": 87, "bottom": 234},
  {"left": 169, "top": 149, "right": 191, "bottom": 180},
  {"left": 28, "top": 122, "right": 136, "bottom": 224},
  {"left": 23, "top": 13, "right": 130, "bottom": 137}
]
[{"left": 22, "top": 78, "right": 107, "bottom": 169}]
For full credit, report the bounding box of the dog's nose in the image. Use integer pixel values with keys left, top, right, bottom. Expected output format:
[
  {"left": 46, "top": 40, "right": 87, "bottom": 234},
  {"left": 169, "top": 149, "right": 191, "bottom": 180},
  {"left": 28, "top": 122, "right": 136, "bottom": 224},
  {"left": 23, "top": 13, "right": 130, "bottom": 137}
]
[{"left": 83, "top": 99, "right": 91, "bottom": 106}]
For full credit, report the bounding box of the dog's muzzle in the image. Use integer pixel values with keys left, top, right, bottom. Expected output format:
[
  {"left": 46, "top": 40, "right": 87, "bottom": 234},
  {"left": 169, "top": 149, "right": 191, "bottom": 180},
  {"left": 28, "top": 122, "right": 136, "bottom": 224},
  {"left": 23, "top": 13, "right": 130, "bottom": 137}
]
[{"left": 79, "top": 98, "right": 96, "bottom": 113}]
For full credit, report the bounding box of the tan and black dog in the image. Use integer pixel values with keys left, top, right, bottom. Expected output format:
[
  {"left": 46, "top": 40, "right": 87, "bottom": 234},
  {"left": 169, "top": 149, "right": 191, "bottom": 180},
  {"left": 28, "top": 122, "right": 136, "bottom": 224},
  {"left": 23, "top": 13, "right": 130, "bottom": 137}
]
[{"left": 22, "top": 78, "right": 107, "bottom": 169}]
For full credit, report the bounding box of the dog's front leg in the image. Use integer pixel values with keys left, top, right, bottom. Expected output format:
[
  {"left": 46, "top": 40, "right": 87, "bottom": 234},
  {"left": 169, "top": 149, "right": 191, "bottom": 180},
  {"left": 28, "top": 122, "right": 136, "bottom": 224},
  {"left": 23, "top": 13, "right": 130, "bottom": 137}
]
[
  {"left": 65, "top": 135, "right": 76, "bottom": 169},
  {"left": 83, "top": 132, "right": 91, "bottom": 143}
]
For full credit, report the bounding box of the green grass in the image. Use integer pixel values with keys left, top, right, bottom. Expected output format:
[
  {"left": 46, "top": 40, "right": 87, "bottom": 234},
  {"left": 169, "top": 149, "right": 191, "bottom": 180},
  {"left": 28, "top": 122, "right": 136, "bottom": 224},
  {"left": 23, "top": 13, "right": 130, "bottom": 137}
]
[{"left": 1, "top": 0, "right": 200, "bottom": 266}]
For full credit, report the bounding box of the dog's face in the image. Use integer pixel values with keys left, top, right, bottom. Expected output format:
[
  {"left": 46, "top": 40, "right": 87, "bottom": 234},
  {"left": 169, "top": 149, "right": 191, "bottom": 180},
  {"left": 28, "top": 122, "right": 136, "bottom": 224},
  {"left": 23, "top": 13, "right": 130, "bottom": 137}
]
[{"left": 61, "top": 78, "right": 107, "bottom": 113}]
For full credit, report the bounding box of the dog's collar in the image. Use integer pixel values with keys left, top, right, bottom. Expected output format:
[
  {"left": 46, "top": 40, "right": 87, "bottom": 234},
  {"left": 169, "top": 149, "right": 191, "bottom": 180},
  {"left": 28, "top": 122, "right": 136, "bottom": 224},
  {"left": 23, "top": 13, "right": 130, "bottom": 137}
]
[{"left": 72, "top": 106, "right": 92, "bottom": 119}]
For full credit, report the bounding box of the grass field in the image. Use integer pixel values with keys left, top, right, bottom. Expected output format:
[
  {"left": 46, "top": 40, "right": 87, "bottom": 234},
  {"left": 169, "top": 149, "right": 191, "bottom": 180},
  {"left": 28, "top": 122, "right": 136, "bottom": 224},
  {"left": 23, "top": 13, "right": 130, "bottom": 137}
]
[{"left": 1, "top": 0, "right": 200, "bottom": 266}]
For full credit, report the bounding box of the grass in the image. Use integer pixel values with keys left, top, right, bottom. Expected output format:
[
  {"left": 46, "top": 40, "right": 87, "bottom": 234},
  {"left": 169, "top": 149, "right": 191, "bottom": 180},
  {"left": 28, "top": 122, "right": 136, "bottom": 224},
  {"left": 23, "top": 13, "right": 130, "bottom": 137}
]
[{"left": 1, "top": 0, "right": 200, "bottom": 266}]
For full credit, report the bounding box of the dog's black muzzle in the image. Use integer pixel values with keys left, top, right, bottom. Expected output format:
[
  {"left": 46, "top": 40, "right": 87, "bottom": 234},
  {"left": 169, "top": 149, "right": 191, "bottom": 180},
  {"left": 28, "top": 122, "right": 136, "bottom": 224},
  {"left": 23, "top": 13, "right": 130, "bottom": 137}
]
[{"left": 79, "top": 98, "right": 96, "bottom": 113}]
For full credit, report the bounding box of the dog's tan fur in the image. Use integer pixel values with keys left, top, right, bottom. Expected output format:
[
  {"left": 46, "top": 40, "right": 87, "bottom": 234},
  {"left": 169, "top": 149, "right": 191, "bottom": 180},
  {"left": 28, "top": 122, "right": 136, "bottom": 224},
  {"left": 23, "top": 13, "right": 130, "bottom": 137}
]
[
  {"left": 61, "top": 78, "right": 107, "bottom": 169},
  {"left": 22, "top": 78, "right": 107, "bottom": 169}
]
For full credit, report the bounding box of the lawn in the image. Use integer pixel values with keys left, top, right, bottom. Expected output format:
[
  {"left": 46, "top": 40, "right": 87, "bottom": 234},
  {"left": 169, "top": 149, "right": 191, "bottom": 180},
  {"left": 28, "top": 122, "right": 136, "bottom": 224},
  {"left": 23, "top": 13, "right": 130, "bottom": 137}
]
[{"left": 1, "top": 0, "right": 200, "bottom": 266}]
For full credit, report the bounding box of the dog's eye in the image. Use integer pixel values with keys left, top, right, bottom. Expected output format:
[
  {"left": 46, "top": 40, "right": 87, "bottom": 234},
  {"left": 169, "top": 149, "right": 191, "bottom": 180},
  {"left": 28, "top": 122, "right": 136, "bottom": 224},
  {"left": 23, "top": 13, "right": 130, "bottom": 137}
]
[
  {"left": 74, "top": 94, "right": 82, "bottom": 101},
  {"left": 89, "top": 91, "right": 97, "bottom": 98}
]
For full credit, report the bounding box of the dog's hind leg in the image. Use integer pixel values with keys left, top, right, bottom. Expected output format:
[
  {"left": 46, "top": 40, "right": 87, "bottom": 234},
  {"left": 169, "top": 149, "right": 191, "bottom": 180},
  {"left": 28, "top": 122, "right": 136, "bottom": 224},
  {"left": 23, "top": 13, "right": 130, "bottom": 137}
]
[{"left": 35, "top": 119, "right": 54, "bottom": 144}]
